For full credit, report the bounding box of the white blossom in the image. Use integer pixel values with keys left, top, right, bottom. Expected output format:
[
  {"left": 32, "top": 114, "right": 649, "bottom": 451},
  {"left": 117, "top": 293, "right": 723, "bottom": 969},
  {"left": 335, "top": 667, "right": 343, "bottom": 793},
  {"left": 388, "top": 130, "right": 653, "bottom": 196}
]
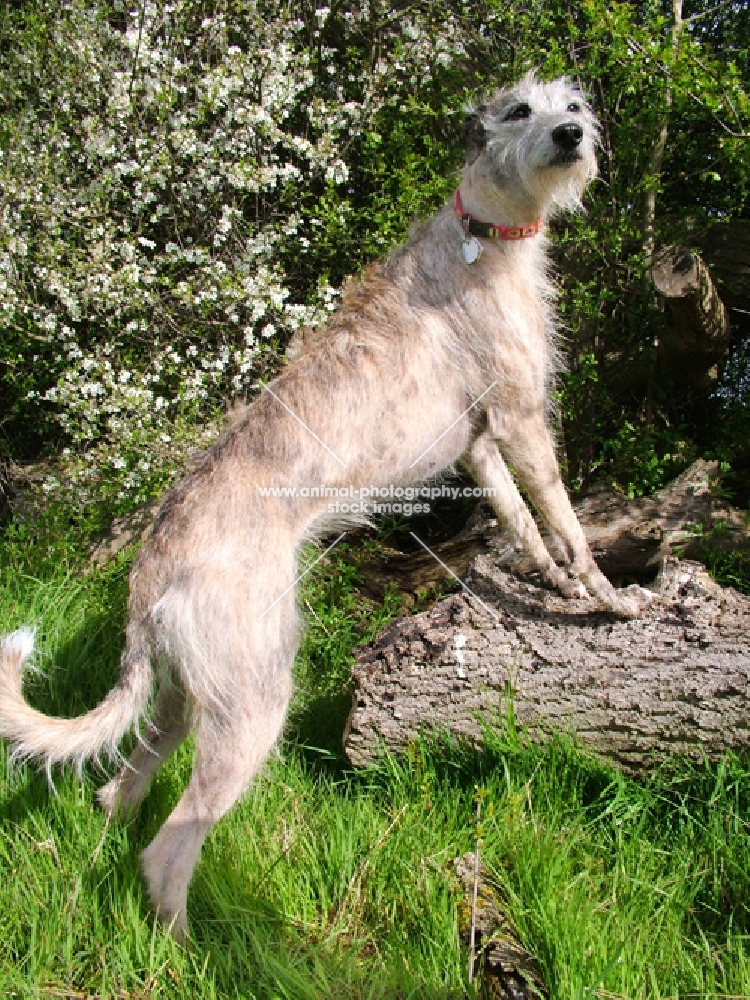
[{"left": 0, "top": 0, "right": 465, "bottom": 505}]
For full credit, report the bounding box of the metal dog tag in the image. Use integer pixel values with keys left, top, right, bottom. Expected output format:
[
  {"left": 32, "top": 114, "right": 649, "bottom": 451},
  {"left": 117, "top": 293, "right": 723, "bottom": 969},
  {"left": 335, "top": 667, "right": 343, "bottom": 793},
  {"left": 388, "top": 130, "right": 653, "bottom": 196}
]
[{"left": 462, "top": 235, "right": 482, "bottom": 264}]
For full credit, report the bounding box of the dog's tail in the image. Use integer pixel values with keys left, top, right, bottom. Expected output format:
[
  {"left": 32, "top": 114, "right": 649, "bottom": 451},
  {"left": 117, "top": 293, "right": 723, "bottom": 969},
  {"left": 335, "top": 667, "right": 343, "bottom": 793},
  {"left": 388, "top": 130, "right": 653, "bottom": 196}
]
[{"left": 0, "top": 626, "right": 153, "bottom": 772}]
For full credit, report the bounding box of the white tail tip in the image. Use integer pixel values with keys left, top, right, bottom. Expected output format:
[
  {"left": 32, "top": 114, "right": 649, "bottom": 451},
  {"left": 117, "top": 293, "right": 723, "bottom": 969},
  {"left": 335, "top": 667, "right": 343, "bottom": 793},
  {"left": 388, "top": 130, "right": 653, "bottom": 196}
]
[{"left": 2, "top": 627, "right": 36, "bottom": 663}]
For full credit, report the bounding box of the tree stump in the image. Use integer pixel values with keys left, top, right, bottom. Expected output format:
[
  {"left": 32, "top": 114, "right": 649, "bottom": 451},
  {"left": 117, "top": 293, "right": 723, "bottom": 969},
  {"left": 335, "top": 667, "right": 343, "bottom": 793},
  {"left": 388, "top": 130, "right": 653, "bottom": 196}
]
[
  {"left": 651, "top": 246, "right": 730, "bottom": 384},
  {"left": 345, "top": 557, "right": 750, "bottom": 771}
]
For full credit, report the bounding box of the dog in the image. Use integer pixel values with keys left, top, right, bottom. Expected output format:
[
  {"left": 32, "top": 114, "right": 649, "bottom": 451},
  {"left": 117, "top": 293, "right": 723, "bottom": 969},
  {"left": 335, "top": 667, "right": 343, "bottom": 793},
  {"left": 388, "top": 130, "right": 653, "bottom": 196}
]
[{"left": 0, "top": 73, "right": 651, "bottom": 939}]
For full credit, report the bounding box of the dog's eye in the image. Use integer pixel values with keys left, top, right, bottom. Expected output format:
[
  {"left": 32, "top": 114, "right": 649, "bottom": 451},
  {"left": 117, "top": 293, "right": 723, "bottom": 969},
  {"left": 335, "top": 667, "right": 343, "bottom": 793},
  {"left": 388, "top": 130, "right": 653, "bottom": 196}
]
[
  {"left": 567, "top": 102, "right": 582, "bottom": 113},
  {"left": 504, "top": 103, "right": 531, "bottom": 122}
]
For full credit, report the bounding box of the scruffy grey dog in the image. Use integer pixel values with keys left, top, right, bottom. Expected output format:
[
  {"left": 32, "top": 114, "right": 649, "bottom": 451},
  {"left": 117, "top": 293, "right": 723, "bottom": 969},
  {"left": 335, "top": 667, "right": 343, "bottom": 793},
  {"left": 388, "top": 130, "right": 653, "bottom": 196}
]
[{"left": 0, "top": 73, "right": 650, "bottom": 939}]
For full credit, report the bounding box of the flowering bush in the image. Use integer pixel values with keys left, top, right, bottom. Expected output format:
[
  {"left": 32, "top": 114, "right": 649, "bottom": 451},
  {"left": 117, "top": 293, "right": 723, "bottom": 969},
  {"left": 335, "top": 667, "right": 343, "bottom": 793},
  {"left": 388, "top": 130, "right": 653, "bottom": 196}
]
[
  {"left": 1, "top": 1, "right": 747, "bottom": 512},
  {"left": 0, "top": 1, "right": 469, "bottom": 508}
]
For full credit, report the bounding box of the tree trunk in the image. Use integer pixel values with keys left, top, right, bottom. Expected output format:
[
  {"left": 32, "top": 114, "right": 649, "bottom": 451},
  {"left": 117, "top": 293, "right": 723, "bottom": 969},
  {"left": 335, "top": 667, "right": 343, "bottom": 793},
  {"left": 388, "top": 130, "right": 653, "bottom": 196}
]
[
  {"left": 641, "top": 97, "right": 672, "bottom": 271},
  {"left": 345, "top": 557, "right": 750, "bottom": 771},
  {"left": 701, "top": 218, "right": 750, "bottom": 327},
  {"left": 652, "top": 246, "right": 731, "bottom": 383},
  {"left": 641, "top": 0, "right": 684, "bottom": 268}
]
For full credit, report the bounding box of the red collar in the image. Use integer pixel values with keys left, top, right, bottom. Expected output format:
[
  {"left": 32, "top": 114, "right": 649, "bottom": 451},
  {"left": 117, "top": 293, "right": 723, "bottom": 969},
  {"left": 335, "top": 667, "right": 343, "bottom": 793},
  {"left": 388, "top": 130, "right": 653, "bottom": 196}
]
[{"left": 455, "top": 189, "right": 543, "bottom": 241}]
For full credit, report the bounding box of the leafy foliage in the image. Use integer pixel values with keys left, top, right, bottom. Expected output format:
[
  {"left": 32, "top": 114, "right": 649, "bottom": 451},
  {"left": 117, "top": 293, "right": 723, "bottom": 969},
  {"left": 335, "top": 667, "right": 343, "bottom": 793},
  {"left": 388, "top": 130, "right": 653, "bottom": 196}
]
[
  {"left": 0, "top": 0, "right": 471, "bottom": 507},
  {"left": 0, "top": 0, "right": 748, "bottom": 513}
]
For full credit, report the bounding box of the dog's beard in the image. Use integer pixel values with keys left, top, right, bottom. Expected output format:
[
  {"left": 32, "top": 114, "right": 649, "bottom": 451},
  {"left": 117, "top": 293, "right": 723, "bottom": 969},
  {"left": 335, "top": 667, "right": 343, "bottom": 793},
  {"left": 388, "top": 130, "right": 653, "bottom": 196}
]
[
  {"left": 527, "top": 155, "right": 595, "bottom": 214},
  {"left": 485, "top": 149, "right": 595, "bottom": 217},
  {"left": 549, "top": 148, "right": 583, "bottom": 167}
]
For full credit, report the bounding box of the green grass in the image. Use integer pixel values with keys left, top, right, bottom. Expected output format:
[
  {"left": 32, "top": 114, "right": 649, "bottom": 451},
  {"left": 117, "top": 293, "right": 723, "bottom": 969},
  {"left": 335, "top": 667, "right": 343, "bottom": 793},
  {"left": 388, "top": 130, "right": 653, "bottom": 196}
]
[{"left": 1, "top": 521, "right": 750, "bottom": 998}]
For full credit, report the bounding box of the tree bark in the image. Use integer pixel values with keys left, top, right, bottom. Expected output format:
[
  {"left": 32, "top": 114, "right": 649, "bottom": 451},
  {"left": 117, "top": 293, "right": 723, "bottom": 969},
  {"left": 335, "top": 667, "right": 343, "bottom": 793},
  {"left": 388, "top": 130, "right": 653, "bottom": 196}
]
[
  {"left": 652, "top": 246, "right": 731, "bottom": 383},
  {"left": 701, "top": 218, "right": 750, "bottom": 319},
  {"left": 345, "top": 557, "right": 750, "bottom": 771}
]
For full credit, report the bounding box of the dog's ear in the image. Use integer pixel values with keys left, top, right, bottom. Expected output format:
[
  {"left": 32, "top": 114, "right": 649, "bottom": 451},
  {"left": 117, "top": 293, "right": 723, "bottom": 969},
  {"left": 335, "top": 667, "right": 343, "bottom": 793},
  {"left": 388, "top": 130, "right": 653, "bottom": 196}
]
[{"left": 463, "top": 108, "right": 486, "bottom": 166}]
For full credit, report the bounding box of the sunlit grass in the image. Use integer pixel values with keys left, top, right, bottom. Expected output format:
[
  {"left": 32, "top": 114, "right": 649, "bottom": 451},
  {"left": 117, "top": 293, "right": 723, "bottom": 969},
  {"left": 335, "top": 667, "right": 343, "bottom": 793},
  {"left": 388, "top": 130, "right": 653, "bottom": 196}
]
[{"left": 1, "top": 522, "right": 749, "bottom": 998}]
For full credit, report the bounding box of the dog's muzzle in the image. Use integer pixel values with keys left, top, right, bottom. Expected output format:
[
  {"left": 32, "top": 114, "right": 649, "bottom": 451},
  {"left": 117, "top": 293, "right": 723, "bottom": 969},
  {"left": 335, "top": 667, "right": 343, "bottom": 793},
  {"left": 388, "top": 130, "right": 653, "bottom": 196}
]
[{"left": 550, "top": 122, "right": 584, "bottom": 164}]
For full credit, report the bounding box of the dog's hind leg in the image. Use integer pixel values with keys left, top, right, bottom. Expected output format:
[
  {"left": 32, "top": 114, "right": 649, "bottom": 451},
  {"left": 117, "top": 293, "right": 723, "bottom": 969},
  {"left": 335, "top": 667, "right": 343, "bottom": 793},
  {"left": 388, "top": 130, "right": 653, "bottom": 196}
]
[
  {"left": 140, "top": 682, "right": 291, "bottom": 940},
  {"left": 97, "top": 679, "right": 193, "bottom": 817}
]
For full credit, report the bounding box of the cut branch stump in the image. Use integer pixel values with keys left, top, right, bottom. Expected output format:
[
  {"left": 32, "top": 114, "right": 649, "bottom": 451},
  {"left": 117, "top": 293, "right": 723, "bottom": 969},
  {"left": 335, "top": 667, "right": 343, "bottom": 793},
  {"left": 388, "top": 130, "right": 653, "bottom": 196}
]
[{"left": 651, "top": 246, "right": 730, "bottom": 384}]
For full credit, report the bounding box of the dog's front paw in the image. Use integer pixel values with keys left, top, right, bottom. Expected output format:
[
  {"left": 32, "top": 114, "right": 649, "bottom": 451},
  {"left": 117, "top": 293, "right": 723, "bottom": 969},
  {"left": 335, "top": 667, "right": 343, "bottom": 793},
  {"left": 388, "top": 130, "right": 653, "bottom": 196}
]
[
  {"left": 542, "top": 562, "right": 589, "bottom": 601},
  {"left": 493, "top": 543, "right": 539, "bottom": 577},
  {"left": 580, "top": 565, "right": 654, "bottom": 618}
]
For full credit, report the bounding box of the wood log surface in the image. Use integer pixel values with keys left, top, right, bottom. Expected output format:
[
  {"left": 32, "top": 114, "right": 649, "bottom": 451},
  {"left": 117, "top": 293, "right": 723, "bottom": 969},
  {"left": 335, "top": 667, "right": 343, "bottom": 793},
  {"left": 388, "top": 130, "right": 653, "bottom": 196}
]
[
  {"left": 345, "top": 556, "right": 750, "bottom": 771},
  {"left": 345, "top": 461, "right": 750, "bottom": 771}
]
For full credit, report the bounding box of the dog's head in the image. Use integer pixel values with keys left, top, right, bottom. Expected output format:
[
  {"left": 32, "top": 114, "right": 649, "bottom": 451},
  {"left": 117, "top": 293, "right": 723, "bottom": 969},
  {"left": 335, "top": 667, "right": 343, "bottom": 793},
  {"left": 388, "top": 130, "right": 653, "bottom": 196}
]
[{"left": 463, "top": 73, "right": 599, "bottom": 215}]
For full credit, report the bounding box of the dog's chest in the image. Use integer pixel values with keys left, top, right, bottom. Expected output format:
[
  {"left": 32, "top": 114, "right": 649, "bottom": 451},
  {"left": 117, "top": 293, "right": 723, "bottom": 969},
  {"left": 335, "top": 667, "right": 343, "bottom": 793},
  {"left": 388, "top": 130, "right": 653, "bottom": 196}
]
[{"left": 478, "top": 270, "right": 550, "bottom": 383}]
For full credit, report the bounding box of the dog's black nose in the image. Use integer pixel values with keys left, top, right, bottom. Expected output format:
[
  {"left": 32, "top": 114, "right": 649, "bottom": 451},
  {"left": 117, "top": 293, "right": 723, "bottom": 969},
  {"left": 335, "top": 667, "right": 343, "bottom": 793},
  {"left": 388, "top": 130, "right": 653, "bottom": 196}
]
[{"left": 551, "top": 123, "right": 583, "bottom": 149}]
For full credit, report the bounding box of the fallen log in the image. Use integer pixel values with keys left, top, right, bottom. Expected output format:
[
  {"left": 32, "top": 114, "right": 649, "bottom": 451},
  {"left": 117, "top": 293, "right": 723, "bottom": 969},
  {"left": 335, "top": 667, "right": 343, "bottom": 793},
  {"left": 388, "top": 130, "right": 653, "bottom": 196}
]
[
  {"left": 345, "top": 557, "right": 750, "bottom": 771},
  {"left": 452, "top": 852, "right": 545, "bottom": 999},
  {"left": 651, "top": 246, "right": 730, "bottom": 384},
  {"left": 560, "top": 458, "right": 747, "bottom": 583}
]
